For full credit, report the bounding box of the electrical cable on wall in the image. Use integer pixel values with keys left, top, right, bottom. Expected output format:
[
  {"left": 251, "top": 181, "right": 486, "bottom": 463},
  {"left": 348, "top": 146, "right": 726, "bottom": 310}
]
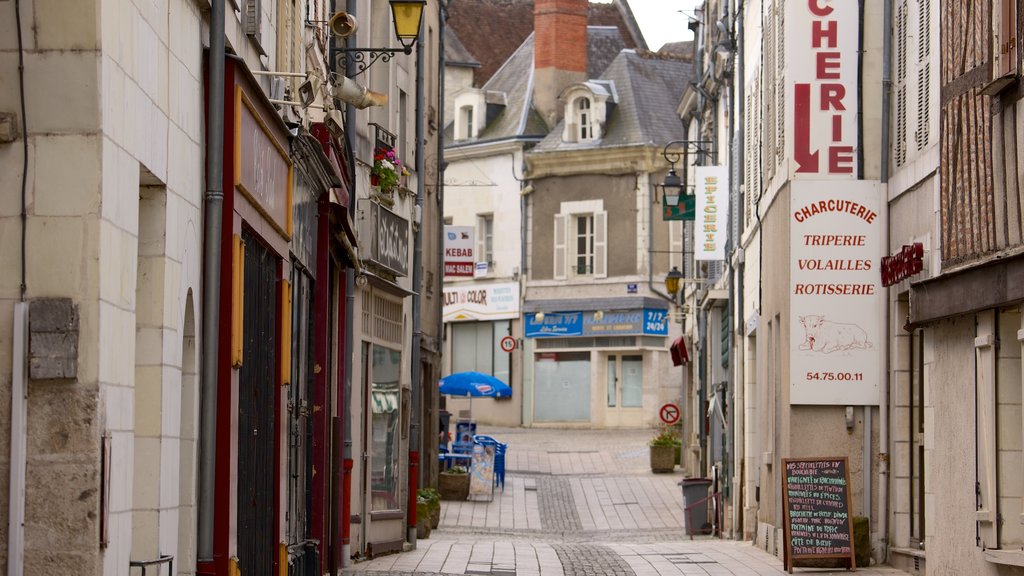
[{"left": 16, "top": 0, "right": 28, "bottom": 301}]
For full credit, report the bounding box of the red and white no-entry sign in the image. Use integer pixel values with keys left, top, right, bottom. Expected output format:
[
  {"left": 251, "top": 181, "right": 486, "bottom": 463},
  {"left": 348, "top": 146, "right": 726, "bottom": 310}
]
[
  {"left": 659, "top": 403, "right": 681, "bottom": 425},
  {"left": 500, "top": 336, "right": 516, "bottom": 353}
]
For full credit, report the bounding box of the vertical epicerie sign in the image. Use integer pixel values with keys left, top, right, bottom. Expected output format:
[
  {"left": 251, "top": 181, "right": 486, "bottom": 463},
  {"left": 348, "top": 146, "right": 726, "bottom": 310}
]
[
  {"left": 790, "top": 180, "right": 884, "bottom": 405},
  {"left": 694, "top": 165, "right": 728, "bottom": 261},
  {"left": 788, "top": 0, "right": 860, "bottom": 177}
]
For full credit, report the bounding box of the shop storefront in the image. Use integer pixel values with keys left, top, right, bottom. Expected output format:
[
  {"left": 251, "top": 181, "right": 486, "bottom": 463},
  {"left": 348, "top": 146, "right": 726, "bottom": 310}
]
[
  {"left": 442, "top": 282, "right": 522, "bottom": 426},
  {"left": 523, "top": 299, "right": 674, "bottom": 428}
]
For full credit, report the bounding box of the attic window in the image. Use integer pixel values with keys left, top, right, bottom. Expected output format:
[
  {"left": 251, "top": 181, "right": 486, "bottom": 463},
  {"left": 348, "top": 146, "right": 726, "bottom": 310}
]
[
  {"left": 460, "top": 105, "right": 474, "bottom": 140},
  {"left": 576, "top": 97, "right": 593, "bottom": 140}
]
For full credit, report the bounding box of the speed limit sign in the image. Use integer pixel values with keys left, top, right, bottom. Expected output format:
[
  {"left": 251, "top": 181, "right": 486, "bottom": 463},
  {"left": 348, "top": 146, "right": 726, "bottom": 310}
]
[
  {"left": 659, "top": 403, "right": 681, "bottom": 425},
  {"left": 500, "top": 336, "right": 517, "bottom": 353}
]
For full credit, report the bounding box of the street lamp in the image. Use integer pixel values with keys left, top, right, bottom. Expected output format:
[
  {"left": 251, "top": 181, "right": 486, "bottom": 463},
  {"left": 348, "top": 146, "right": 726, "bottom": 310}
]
[
  {"left": 665, "top": 266, "right": 683, "bottom": 303},
  {"left": 331, "top": 0, "right": 426, "bottom": 77},
  {"left": 657, "top": 139, "right": 717, "bottom": 207}
]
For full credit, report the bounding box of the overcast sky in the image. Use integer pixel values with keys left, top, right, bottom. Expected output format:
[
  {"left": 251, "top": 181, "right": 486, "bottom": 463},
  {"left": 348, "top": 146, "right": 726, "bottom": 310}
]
[{"left": 594, "top": 0, "right": 703, "bottom": 51}]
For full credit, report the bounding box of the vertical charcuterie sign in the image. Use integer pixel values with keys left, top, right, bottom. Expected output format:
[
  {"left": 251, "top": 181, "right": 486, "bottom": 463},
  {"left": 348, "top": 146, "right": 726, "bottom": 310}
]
[
  {"left": 788, "top": 0, "right": 860, "bottom": 177},
  {"left": 790, "top": 180, "right": 884, "bottom": 405}
]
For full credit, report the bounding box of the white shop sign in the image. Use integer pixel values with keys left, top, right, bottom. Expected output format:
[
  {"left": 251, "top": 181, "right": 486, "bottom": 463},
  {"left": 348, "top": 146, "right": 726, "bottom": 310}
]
[
  {"left": 787, "top": 0, "right": 860, "bottom": 178},
  {"left": 789, "top": 180, "right": 884, "bottom": 405},
  {"left": 694, "top": 165, "right": 728, "bottom": 261},
  {"left": 442, "top": 282, "right": 521, "bottom": 322}
]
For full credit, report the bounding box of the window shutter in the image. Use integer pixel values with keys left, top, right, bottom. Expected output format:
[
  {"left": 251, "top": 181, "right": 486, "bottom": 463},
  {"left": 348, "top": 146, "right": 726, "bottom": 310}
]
[
  {"left": 996, "top": 0, "right": 1019, "bottom": 78},
  {"left": 593, "top": 211, "right": 608, "bottom": 279},
  {"left": 244, "top": 0, "right": 262, "bottom": 43},
  {"left": 554, "top": 214, "right": 567, "bottom": 280},
  {"left": 915, "top": 0, "right": 931, "bottom": 151},
  {"left": 776, "top": 0, "right": 786, "bottom": 168},
  {"left": 764, "top": 5, "right": 776, "bottom": 179},
  {"left": 475, "top": 216, "right": 486, "bottom": 266},
  {"left": 975, "top": 312, "right": 998, "bottom": 548},
  {"left": 894, "top": 0, "right": 908, "bottom": 168}
]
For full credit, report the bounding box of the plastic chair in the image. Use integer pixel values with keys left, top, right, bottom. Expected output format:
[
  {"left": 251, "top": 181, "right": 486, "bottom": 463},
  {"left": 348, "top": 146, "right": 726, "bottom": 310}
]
[{"left": 472, "top": 435, "right": 507, "bottom": 491}]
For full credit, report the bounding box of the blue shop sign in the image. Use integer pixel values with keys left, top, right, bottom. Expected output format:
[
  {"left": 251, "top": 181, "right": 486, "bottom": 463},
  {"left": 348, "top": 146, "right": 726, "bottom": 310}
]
[
  {"left": 525, "top": 308, "right": 668, "bottom": 338},
  {"left": 525, "top": 312, "right": 583, "bottom": 337}
]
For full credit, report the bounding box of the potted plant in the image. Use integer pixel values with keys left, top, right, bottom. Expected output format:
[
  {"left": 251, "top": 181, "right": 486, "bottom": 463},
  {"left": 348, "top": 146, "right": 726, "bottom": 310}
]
[
  {"left": 415, "top": 493, "right": 432, "bottom": 539},
  {"left": 649, "top": 424, "right": 681, "bottom": 473},
  {"left": 438, "top": 465, "right": 470, "bottom": 501},
  {"left": 418, "top": 487, "right": 442, "bottom": 529},
  {"left": 370, "top": 146, "right": 405, "bottom": 194}
]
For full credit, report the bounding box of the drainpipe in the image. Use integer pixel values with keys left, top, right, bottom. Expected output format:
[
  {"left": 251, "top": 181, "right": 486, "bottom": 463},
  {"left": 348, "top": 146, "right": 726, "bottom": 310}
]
[
  {"left": 733, "top": 0, "right": 747, "bottom": 541},
  {"left": 10, "top": 0, "right": 28, "bottom": 572},
  {"left": 437, "top": 0, "right": 448, "bottom": 444},
  {"left": 854, "top": 0, "right": 872, "bottom": 530},
  {"left": 878, "top": 0, "right": 893, "bottom": 561},
  {"left": 408, "top": 31, "right": 425, "bottom": 547},
  {"left": 436, "top": 0, "right": 448, "bottom": 448},
  {"left": 198, "top": 0, "right": 225, "bottom": 562},
  {"left": 342, "top": 0, "right": 360, "bottom": 559},
  {"left": 342, "top": 269, "right": 355, "bottom": 567}
]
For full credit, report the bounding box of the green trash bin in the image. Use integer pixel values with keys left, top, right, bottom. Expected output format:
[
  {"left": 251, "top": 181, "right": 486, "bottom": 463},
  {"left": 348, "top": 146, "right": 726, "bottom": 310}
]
[{"left": 680, "top": 478, "right": 712, "bottom": 535}]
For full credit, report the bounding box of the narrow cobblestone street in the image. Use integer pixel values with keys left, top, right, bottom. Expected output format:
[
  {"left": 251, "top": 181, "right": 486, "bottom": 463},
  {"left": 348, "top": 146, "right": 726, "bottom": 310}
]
[{"left": 345, "top": 427, "right": 910, "bottom": 576}]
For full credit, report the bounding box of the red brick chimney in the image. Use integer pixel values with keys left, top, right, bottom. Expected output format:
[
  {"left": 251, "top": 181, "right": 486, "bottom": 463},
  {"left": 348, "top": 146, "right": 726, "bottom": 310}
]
[{"left": 534, "top": 0, "right": 589, "bottom": 129}]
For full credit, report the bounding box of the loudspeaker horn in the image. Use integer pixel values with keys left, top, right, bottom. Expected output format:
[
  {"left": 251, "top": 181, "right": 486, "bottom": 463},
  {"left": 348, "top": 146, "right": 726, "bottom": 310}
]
[{"left": 329, "top": 12, "right": 358, "bottom": 38}]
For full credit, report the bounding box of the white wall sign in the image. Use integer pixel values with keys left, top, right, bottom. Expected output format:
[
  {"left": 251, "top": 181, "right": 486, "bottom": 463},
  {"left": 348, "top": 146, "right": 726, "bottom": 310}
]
[
  {"left": 787, "top": 0, "right": 860, "bottom": 177},
  {"left": 444, "top": 226, "right": 475, "bottom": 277},
  {"left": 442, "top": 282, "right": 521, "bottom": 322},
  {"left": 694, "top": 165, "right": 728, "bottom": 261},
  {"left": 790, "top": 180, "right": 884, "bottom": 405}
]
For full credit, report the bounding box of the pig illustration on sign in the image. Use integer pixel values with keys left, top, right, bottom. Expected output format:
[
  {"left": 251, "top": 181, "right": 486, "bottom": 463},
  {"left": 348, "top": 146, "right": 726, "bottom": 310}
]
[{"left": 798, "top": 315, "right": 871, "bottom": 353}]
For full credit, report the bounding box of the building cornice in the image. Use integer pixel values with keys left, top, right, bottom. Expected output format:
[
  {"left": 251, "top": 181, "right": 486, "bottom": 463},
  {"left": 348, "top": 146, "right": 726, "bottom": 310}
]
[{"left": 525, "top": 145, "right": 667, "bottom": 179}]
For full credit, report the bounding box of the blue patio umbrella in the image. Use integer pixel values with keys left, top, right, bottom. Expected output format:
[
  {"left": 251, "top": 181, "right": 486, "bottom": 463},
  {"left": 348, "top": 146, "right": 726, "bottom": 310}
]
[
  {"left": 438, "top": 371, "right": 512, "bottom": 398},
  {"left": 439, "top": 372, "right": 512, "bottom": 419}
]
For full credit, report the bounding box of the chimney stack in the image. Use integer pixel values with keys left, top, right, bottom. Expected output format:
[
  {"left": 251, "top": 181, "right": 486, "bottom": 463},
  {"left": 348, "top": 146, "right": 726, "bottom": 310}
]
[{"left": 533, "top": 0, "right": 588, "bottom": 129}]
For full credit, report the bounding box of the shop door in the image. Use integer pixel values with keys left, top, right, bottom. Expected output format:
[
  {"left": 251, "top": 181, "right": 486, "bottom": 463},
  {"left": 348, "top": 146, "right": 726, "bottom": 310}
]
[
  {"left": 286, "top": 267, "right": 316, "bottom": 574},
  {"left": 535, "top": 352, "right": 590, "bottom": 422},
  {"left": 607, "top": 354, "right": 643, "bottom": 403},
  {"left": 237, "top": 229, "right": 279, "bottom": 576}
]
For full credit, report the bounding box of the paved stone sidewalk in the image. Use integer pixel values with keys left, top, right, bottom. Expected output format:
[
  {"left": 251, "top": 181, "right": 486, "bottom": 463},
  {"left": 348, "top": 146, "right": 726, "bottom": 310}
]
[
  {"left": 348, "top": 538, "right": 910, "bottom": 576},
  {"left": 346, "top": 427, "right": 911, "bottom": 576}
]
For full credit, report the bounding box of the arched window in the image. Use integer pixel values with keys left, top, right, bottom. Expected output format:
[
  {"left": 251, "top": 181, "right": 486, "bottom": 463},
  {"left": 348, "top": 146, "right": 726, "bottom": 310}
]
[{"left": 576, "top": 98, "right": 592, "bottom": 140}]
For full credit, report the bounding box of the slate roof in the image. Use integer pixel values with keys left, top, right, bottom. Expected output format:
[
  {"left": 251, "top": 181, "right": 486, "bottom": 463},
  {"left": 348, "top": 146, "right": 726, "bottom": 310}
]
[
  {"left": 531, "top": 50, "right": 695, "bottom": 152},
  {"left": 445, "top": 29, "right": 480, "bottom": 68},
  {"left": 657, "top": 40, "right": 695, "bottom": 60},
  {"left": 447, "top": 0, "right": 644, "bottom": 86}
]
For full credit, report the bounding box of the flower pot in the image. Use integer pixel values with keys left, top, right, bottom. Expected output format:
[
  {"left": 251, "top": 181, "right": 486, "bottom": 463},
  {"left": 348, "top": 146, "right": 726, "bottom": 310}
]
[
  {"left": 650, "top": 444, "right": 676, "bottom": 473},
  {"left": 430, "top": 502, "right": 441, "bottom": 528},
  {"left": 416, "top": 501, "right": 432, "bottom": 539},
  {"left": 438, "top": 472, "right": 470, "bottom": 500},
  {"left": 370, "top": 173, "right": 380, "bottom": 187}
]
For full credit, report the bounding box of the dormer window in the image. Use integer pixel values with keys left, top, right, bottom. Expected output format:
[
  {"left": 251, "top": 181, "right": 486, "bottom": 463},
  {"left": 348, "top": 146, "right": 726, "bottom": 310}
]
[
  {"left": 560, "top": 81, "right": 614, "bottom": 143},
  {"left": 460, "top": 105, "right": 474, "bottom": 140},
  {"left": 576, "top": 98, "right": 593, "bottom": 140}
]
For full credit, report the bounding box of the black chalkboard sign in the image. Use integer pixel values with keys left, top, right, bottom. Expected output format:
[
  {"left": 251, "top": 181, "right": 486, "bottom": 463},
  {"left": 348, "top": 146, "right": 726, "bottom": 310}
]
[{"left": 782, "top": 457, "right": 856, "bottom": 573}]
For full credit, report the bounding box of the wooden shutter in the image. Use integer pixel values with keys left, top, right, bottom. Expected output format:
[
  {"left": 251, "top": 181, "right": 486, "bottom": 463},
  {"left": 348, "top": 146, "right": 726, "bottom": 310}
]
[
  {"left": 996, "top": 0, "right": 1019, "bottom": 78},
  {"left": 975, "top": 311, "right": 998, "bottom": 548},
  {"left": 554, "top": 214, "right": 567, "bottom": 280},
  {"left": 915, "top": 0, "right": 932, "bottom": 152},
  {"left": 894, "top": 0, "right": 908, "bottom": 168},
  {"left": 475, "top": 216, "right": 486, "bottom": 266},
  {"left": 244, "top": 0, "right": 262, "bottom": 43},
  {"left": 593, "top": 211, "right": 607, "bottom": 279},
  {"left": 764, "top": 3, "right": 776, "bottom": 179},
  {"left": 775, "top": 0, "right": 785, "bottom": 168}
]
